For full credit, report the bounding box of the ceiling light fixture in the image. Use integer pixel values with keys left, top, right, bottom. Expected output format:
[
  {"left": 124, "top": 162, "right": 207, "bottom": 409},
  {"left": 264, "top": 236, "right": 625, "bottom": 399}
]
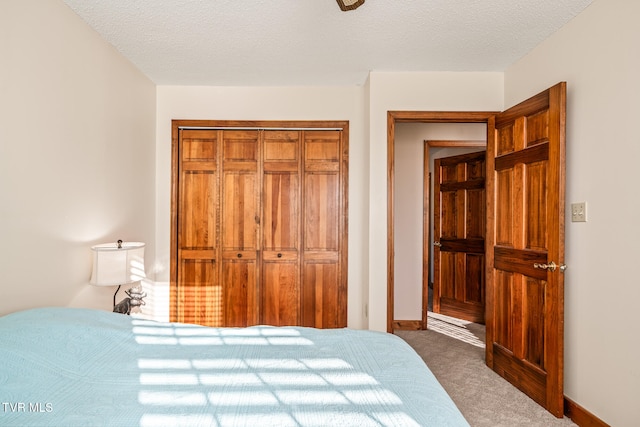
[{"left": 337, "top": 0, "right": 365, "bottom": 11}]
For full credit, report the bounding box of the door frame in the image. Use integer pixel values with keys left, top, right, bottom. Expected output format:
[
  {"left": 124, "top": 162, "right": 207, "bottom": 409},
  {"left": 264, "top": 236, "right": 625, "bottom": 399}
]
[{"left": 386, "top": 111, "right": 497, "bottom": 333}]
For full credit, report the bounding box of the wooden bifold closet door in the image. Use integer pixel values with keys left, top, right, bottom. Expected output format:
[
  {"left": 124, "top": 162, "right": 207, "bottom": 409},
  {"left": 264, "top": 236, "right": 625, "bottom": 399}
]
[{"left": 170, "top": 121, "right": 348, "bottom": 329}]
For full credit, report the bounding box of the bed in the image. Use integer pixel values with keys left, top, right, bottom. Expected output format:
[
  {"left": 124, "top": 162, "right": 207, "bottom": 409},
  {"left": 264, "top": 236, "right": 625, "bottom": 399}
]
[{"left": 0, "top": 307, "right": 469, "bottom": 427}]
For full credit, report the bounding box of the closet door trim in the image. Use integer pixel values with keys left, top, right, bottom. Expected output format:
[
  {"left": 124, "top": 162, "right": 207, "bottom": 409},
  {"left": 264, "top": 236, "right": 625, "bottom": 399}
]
[{"left": 178, "top": 126, "right": 345, "bottom": 131}]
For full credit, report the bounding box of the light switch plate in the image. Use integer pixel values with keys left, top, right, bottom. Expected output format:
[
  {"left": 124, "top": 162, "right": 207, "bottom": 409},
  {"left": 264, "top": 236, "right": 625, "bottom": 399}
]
[{"left": 571, "top": 202, "right": 587, "bottom": 222}]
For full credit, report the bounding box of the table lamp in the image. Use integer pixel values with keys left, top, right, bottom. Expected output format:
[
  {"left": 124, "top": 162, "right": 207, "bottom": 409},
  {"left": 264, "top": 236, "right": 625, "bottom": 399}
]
[{"left": 90, "top": 240, "right": 146, "bottom": 312}]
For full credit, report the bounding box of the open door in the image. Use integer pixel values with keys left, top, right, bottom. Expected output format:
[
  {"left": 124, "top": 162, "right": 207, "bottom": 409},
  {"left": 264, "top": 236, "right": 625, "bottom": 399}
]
[
  {"left": 433, "top": 150, "right": 486, "bottom": 324},
  {"left": 485, "top": 82, "right": 566, "bottom": 416}
]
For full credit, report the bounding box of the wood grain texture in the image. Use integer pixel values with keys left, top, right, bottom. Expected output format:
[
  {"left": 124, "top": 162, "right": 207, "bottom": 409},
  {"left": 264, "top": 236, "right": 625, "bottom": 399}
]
[
  {"left": 220, "top": 130, "right": 260, "bottom": 326},
  {"left": 423, "top": 140, "right": 486, "bottom": 148},
  {"left": 222, "top": 257, "right": 257, "bottom": 327},
  {"left": 564, "top": 397, "right": 611, "bottom": 427},
  {"left": 171, "top": 121, "right": 348, "bottom": 329},
  {"left": 173, "top": 129, "right": 221, "bottom": 325},
  {"left": 433, "top": 151, "right": 486, "bottom": 324},
  {"left": 262, "top": 261, "right": 299, "bottom": 326},
  {"left": 486, "top": 83, "right": 566, "bottom": 417},
  {"left": 302, "top": 129, "right": 345, "bottom": 328},
  {"left": 302, "top": 262, "right": 339, "bottom": 328},
  {"left": 392, "top": 320, "right": 423, "bottom": 330},
  {"left": 176, "top": 259, "right": 221, "bottom": 326},
  {"left": 261, "top": 130, "right": 300, "bottom": 326}
]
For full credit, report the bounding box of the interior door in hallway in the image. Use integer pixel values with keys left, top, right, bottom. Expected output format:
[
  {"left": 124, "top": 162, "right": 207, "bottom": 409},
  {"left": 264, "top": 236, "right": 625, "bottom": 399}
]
[
  {"left": 485, "top": 82, "right": 566, "bottom": 417},
  {"left": 433, "top": 150, "right": 486, "bottom": 323}
]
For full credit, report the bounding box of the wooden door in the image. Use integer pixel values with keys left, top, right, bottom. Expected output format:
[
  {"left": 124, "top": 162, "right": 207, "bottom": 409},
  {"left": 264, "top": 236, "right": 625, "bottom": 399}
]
[
  {"left": 171, "top": 120, "right": 348, "bottom": 329},
  {"left": 433, "top": 151, "right": 486, "bottom": 323},
  {"left": 220, "top": 130, "right": 260, "bottom": 327},
  {"left": 302, "top": 130, "right": 344, "bottom": 328},
  {"left": 174, "top": 129, "right": 221, "bottom": 326},
  {"left": 261, "top": 130, "right": 301, "bottom": 326},
  {"left": 486, "top": 83, "right": 566, "bottom": 416}
]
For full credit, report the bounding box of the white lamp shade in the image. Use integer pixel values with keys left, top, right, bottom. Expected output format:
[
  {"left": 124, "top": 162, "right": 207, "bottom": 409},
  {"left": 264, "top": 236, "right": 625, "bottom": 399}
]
[{"left": 90, "top": 242, "right": 146, "bottom": 286}]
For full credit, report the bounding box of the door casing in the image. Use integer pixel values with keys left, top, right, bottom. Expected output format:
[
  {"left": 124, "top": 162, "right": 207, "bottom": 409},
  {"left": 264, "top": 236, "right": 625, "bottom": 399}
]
[{"left": 387, "top": 112, "right": 497, "bottom": 333}]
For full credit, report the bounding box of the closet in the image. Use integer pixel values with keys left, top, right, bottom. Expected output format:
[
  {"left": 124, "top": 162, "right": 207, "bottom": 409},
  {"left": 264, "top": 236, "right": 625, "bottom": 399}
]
[{"left": 170, "top": 120, "right": 348, "bottom": 328}]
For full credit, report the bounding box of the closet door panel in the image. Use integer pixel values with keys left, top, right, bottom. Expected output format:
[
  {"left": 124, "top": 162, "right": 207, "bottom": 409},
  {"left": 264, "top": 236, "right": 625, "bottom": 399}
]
[
  {"left": 305, "top": 130, "right": 340, "bottom": 172},
  {"left": 177, "top": 259, "right": 221, "bottom": 326},
  {"left": 223, "top": 130, "right": 259, "bottom": 164},
  {"left": 175, "top": 129, "right": 220, "bottom": 325},
  {"left": 302, "top": 130, "right": 343, "bottom": 328},
  {"left": 264, "top": 130, "right": 299, "bottom": 165},
  {"left": 222, "top": 173, "right": 259, "bottom": 249},
  {"left": 261, "top": 130, "right": 301, "bottom": 326},
  {"left": 263, "top": 173, "right": 299, "bottom": 251},
  {"left": 302, "top": 262, "right": 339, "bottom": 328},
  {"left": 261, "top": 172, "right": 300, "bottom": 326},
  {"left": 304, "top": 173, "right": 339, "bottom": 251},
  {"left": 222, "top": 256, "right": 257, "bottom": 327},
  {"left": 180, "top": 172, "right": 217, "bottom": 249},
  {"left": 220, "top": 130, "right": 260, "bottom": 326},
  {"left": 262, "top": 261, "right": 299, "bottom": 326}
]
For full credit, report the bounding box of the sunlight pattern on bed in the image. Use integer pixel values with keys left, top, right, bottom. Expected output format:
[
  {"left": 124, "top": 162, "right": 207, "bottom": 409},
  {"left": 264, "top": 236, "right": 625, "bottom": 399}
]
[{"left": 0, "top": 307, "right": 469, "bottom": 427}]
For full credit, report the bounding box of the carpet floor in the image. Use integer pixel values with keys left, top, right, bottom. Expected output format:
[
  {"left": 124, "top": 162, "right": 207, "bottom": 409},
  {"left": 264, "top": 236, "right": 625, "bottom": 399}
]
[{"left": 396, "top": 313, "right": 576, "bottom": 427}]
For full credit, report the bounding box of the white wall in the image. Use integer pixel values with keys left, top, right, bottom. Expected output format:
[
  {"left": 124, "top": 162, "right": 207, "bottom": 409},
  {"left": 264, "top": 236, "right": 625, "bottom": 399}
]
[
  {"left": 393, "top": 123, "right": 485, "bottom": 320},
  {"left": 368, "top": 72, "right": 504, "bottom": 331},
  {"left": 504, "top": 0, "right": 639, "bottom": 425},
  {"left": 0, "top": 0, "right": 156, "bottom": 315},
  {"left": 155, "top": 85, "right": 369, "bottom": 328},
  {"left": 393, "top": 125, "right": 425, "bottom": 320}
]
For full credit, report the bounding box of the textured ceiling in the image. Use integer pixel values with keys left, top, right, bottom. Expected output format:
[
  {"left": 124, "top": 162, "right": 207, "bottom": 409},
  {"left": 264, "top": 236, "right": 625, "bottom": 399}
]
[{"left": 61, "top": 0, "right": 594, "bottom": 86}]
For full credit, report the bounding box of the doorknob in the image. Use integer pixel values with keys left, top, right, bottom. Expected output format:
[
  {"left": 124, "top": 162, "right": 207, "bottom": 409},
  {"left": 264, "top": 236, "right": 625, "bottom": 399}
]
[
  {"left": 533, "top": 261, "right": 567, "bottom": 273},
  {"left": 534, "top": 261, "right": 558, "bottom": 272},
  {"left": 433, "top": 241, "right": 442, "bottom": 247}
]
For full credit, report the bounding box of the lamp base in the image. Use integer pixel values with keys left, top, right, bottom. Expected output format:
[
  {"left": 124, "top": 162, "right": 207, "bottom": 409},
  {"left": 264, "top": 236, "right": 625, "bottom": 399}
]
[
  {"left": 113, "top": 285, "right": 147, "bottom": 315},
  {"left": 112, "top": 285, "right": 121, "bottom": 308},
  {"left": 113, "top": 298, "right": 132, "bottom": 315}
]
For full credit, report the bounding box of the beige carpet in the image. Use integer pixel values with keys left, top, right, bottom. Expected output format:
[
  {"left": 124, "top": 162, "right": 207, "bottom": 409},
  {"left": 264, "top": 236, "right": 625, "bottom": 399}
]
[{"left": 396, "top": 313, "right": 576, "bottom": 427}]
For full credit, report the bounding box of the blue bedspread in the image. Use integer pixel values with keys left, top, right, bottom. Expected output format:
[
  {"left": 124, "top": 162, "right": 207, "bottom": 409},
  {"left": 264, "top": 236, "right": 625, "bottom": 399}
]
[{"left": 0, "top": 307, "right": 468, "bottom": 427}]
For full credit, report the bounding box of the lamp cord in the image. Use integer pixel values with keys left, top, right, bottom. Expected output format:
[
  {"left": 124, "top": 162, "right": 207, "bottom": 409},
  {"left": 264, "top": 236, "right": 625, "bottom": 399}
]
[{"left": 113, "top": 285, "right": 121, "bottom": 308}]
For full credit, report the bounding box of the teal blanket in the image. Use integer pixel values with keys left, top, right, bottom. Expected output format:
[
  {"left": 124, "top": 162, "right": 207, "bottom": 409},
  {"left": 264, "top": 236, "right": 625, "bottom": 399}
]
[{"left": 0, "top": 307, "right": 468, "bottom": 427}]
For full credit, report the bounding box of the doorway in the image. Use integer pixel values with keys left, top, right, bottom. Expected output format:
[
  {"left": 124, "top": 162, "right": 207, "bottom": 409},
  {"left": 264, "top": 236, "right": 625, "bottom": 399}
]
[
  {"left": 392, "top": 126, "right": 487, "bottom": 330},
  {"left": 386, "top": 111, "right": 497, "bottom": 333}
]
